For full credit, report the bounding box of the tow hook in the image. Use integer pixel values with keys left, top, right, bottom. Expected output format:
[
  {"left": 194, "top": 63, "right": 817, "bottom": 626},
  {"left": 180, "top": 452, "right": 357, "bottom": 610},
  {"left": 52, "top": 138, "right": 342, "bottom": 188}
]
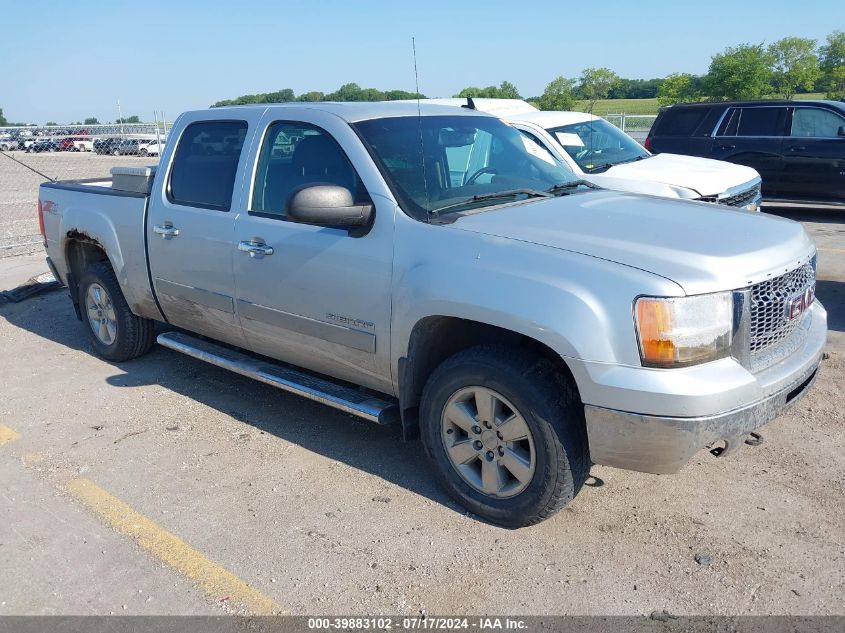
[
  {"left": 708, "top": 431, "right": 763, "bottom": 457},
  {"left": 744, "top": 432, "right": 763, "bottom": 447}
]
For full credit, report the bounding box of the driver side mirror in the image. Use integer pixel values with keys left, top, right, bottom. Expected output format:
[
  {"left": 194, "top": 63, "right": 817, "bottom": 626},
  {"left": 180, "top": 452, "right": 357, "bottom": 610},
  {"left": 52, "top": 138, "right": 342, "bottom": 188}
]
[
  {"left": 838, "top": 126, "right": 845, "bottom": 137},
  {"left": 288, "top": 184, "right": 373, "bottom": 234}
]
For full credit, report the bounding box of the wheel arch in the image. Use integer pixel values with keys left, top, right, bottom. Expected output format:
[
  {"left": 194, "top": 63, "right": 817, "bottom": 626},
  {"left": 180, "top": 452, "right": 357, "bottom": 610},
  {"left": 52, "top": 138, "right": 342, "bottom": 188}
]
[
  {"left": 397, "top": 315, "right": 578, "bottom": 440},
  {"left": 64, "top": 233, "right": 111, "bottom": 319}
]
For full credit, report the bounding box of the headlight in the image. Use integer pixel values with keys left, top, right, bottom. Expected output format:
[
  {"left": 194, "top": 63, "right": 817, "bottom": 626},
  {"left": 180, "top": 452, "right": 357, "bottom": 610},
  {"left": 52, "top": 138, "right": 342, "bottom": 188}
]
[{"left": 634, "top": 292, "right": 733, "bottom": 368}]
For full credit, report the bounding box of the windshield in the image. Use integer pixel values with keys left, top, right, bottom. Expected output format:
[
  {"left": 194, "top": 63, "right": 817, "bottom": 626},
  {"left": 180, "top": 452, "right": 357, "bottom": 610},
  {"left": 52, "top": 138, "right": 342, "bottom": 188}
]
[
  {"left": 547, "top": 118, "right": 650, "bottom": 173},
  {"left": 353, "top": 115, "right": 580, "bottom": 219}
]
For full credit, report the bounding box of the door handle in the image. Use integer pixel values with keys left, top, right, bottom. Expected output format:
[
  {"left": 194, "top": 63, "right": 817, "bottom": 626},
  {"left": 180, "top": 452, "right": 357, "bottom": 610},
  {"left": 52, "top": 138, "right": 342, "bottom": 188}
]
[
  {"left": 789, "top": 146, "right": 807, "bottom": 152},
  {"left": 719, "top": 144, "right": 736, "bottom": 150},
  {"left": 238, "top": 239, "right": 274, "bottom": 258},
  {"left": 153, "top": 223, "right": 180, "bottom": 239}
]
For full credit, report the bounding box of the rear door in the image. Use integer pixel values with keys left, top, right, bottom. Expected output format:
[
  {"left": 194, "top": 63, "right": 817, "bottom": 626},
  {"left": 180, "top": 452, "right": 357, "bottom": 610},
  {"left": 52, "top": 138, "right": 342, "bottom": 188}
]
[
  {"left": 708, "top": 106, "right": 788, "bottom": 197},
  {"left": 781, "top": 105, "right": 845, "bottom": 202},
  {"left": 231, "top": 108, "right": 395, "bottom": 395},
  {"left": 146, "top": 112, "right": 260, "bottom": 348}
]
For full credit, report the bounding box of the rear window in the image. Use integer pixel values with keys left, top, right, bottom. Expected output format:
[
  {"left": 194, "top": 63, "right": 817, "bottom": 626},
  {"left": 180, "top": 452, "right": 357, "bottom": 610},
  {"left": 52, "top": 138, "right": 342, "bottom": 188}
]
[
  {"left": 735, "top": 107, "right": 787, "bottom": 136},
  {"left": 168, "top": 120, "right": 248, "bottom": 210},
  {"left": 654, "top": 107, "right": 714, "bottom": 136}
]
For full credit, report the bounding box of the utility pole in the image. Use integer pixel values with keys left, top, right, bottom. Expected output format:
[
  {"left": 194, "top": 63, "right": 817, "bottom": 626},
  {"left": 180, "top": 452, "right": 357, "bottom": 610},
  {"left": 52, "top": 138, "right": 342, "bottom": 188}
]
[{"left": 117, "top": 99, "right": 124, "bottom": 135}]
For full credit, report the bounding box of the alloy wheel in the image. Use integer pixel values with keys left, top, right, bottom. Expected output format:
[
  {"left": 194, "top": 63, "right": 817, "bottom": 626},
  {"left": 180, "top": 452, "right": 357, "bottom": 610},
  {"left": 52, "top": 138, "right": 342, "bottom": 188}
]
[{"left": 440, "top": 386, "right": 536, "bottom": 498}]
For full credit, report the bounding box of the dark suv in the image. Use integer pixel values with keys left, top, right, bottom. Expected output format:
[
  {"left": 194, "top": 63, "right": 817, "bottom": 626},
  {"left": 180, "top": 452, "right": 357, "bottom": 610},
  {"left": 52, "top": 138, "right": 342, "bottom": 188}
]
[{"left": 645, "top": 100, "right": 845, "bottom": 204}]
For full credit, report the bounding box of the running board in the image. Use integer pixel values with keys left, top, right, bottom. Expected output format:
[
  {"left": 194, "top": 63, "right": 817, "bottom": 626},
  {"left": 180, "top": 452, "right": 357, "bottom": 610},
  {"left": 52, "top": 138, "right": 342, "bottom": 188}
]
[{"left": 156, "top": 331, "right": 398, "bottom": 425}]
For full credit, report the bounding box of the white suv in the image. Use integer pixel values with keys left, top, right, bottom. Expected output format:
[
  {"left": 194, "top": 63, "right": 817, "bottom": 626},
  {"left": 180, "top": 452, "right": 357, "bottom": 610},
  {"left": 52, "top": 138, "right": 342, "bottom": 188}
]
[{"left": 425, "top": 99, "right": 763, "bottom": 211}]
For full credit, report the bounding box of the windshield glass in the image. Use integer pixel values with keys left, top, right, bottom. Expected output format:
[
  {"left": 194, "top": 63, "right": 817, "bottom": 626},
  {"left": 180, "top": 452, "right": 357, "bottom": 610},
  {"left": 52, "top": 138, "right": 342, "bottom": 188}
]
[
  {"left": 353, "top": 115, "right": 580, "bottom": 219},
  {"left": 547, "top": 118, "right": 649, "bottom": 173}
]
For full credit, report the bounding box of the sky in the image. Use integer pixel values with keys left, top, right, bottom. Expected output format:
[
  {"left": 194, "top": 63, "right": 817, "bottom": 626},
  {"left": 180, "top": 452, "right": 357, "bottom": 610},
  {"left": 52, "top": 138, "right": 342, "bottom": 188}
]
[{"left": 1, "top": 0, "right": 842, "bottom": 124}]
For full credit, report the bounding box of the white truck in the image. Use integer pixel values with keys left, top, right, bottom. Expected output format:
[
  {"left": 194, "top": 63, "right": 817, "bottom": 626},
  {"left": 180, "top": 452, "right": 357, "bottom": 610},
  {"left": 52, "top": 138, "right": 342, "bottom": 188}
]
[
  {"left": 38, "top": 102, "right": 825, "bottom": 527},
  {"left": 423, "top": 98, "right": 763, "bottom": 211}
]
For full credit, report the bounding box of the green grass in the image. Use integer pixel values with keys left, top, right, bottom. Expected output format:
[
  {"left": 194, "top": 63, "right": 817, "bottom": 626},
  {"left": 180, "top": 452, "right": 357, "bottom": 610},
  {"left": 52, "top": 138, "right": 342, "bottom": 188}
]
[
  {"left": 574, "top": 92, "right": 828, "bottom": 117},
  {"left": 575, "top": 98, "right": 660, "bottom": 116}
]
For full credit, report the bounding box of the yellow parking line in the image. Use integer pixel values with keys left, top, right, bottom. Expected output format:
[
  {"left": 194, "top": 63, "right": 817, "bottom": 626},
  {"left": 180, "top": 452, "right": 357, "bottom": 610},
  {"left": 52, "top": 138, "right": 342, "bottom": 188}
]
[
  {"left": 0, "top": 425, "right": 21, "bottom": 445},
  {"left": 66, "top": 477, "right": 285, "bottom": 615},
  {"left": 817, "top": 247, "right": 845, "bottom": 254}
]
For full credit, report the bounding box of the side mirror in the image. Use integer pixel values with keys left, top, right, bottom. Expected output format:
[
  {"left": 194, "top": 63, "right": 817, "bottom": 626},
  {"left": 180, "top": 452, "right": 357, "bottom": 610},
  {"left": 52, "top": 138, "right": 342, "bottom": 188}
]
[
  {"left": 287, "top": 184, "right": 373, "bottom": 232},
  {"left": 838, "top": 126, "right": 845, "bottom": 137}
]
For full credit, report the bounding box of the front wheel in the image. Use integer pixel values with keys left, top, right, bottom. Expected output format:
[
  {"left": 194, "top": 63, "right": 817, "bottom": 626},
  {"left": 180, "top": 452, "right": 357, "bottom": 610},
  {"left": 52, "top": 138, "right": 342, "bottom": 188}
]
[
  {"left": 77, "top": 261, "right": 155, "bottom": 362},
  {"left": 420, "top": 345, "right": 590, "bottom": 528}
]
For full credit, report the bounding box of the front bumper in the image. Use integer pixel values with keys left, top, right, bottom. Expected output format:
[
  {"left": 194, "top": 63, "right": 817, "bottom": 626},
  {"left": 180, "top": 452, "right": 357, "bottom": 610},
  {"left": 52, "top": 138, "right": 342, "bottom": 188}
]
[{"left": 582, "top": 302, "right": 826, "bottom": 475}]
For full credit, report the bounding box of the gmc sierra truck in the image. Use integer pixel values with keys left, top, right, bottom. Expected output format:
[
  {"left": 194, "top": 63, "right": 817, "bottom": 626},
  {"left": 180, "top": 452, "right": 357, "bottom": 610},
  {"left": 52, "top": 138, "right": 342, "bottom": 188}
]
[{"left": 38, "top": 102, "right": 826, "bottom": 527}]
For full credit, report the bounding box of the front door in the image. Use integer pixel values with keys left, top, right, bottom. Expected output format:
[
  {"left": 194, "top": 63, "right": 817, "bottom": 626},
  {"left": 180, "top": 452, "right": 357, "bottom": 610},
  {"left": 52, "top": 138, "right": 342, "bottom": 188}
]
[
  {"left": 707, "top": 106, "right": 788, "bottom": 198},
  {"left": 781, "top": 106, "right": 845, "bottom": 202},
  {"left": 232, "top": 113, "right": 395, "bottom": 395},
  {"left": 146, "top": 117, "right": 254, "bottom": 348}
]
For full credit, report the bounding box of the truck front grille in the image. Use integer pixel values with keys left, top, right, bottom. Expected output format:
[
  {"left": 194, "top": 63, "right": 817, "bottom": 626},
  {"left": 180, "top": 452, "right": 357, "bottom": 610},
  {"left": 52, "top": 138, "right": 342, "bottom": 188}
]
[
  {"left": 748, "top": 261, "right": 815, "bottom": 362},
  {"left": 700, "top": 184, "right": 760, "bottom": 208}
]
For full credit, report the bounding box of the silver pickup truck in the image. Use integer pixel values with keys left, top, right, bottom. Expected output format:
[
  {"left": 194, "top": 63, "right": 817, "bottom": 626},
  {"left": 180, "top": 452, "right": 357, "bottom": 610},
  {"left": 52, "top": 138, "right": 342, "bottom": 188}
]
[{"left": 38, "top": 102, "right": 826, "bottom": 527}]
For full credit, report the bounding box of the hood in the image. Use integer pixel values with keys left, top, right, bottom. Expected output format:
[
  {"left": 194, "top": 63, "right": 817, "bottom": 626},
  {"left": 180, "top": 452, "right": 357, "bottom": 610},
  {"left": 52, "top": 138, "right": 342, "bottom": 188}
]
[
  {"left": 604, "top": 153, "right": 760, "bottom": 197},
  {"left": 450, "top": 191, "right": 814, "bottom": 295}
]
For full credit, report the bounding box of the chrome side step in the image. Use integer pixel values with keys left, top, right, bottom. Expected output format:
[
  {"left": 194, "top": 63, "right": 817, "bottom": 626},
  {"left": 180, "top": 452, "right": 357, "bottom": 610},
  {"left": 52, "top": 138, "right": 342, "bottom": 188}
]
[{"left": 156, "top": 331, "right": 398, "bottom": 424}]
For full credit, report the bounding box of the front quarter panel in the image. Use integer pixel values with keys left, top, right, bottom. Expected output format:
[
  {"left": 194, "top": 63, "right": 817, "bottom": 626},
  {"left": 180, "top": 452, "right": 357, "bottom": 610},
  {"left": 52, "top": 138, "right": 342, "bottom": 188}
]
[{"left": 391, "top": 210, "right": 684, "bottom": 384}]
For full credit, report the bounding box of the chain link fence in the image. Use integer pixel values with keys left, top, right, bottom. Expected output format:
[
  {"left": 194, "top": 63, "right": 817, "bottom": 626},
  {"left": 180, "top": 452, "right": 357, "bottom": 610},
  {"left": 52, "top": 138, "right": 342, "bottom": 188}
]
[
  {"left": 0, "top": 122, "right": 172, "bottom": 259},
  {"left": 603, "top": 113, "right": 657, "bottom": 142}
]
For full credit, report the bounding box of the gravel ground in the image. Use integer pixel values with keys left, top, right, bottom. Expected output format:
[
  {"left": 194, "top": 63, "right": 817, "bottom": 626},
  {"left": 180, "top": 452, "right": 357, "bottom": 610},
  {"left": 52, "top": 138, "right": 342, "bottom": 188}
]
[{"left": 0, "top": 154, "right": 842, "bottom": 616}]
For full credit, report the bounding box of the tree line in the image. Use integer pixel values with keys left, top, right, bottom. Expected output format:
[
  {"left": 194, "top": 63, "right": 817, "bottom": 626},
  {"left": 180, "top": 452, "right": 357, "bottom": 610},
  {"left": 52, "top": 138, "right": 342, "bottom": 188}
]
[
  {"left": 658, "top": 31, "right": 844, "bottom": 106},
  {"left": 505, "top": 31, "right": 845, "bottom": 110},
  {"left": 211, "top": 85, "right": 424, "bottom": 108},
  {"left": 207, "top": 30, "right": 844, "bottom": 113}
]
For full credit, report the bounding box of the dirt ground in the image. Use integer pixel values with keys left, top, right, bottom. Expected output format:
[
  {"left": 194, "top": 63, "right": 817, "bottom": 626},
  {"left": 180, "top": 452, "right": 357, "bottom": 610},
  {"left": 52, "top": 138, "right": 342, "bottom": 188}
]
[{"left": 0, "top": 153, "right": 842, "bottom": 616}]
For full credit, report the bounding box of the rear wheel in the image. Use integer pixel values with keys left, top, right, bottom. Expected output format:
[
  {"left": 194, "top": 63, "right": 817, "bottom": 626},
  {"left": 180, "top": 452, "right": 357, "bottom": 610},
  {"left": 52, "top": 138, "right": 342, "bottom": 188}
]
[
  {"left": 77, "top": 262, "right": 155, "bottom": 362},
  {"left": 420, "top": 344, "right": 590, "bottom": 528}
]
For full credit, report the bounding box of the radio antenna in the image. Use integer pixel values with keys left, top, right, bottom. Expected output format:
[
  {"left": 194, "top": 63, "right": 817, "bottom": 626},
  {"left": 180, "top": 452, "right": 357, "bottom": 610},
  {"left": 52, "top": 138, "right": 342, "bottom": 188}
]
[{"left": 412, "top": 37, "right": 432, "bottom": 221}]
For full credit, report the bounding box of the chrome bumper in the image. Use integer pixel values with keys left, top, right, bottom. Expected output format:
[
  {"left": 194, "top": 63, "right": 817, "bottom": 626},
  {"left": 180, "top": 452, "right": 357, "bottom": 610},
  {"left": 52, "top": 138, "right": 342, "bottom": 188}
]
[{"left": 584, "top": 356, "right": 822, "bottom": 474}]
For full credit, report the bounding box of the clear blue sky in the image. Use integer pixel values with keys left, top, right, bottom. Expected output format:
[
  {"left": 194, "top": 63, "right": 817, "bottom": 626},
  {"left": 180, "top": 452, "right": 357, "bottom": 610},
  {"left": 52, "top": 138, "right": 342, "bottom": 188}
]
[{"left": 1, "top": 0, "right": 841, "bottom": 123}]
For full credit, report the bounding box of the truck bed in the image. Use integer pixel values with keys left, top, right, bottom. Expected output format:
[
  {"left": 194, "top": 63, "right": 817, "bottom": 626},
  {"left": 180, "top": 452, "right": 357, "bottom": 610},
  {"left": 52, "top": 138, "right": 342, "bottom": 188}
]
[{"left": 38, "top": 176, "right": 162, "bottom": 322}]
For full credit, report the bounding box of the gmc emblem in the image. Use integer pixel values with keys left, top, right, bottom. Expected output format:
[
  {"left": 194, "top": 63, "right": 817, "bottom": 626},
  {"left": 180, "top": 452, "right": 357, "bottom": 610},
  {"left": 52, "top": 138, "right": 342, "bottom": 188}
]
[{"left": 785, "top": 285, "right": 815, "bottom": 320}]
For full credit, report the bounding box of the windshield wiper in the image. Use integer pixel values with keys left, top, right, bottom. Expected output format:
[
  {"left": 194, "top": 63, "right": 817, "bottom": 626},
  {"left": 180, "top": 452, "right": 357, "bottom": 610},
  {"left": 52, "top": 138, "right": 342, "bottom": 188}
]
[
  {"left": 545, "top": 179, "right": 599, "bottom": 194},
  {"left": 430, "top": 188, "right": 552, "bottom": 218},
  {"left": 586, "top": 155, "right": 649, "bottom": 173},
  {"left": 616, "top": 155, "right": 650, "bottom": 165}
]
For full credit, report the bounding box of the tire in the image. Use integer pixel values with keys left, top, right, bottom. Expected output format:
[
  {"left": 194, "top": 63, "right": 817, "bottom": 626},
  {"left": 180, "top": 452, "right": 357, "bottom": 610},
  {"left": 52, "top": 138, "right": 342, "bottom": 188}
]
[
  {"left": 77, "top": 261, "right": 155, "bottom": 362},
  {"left": 420, "top": 344, "right": 590, "bottom": 528},
  {"left": 139, "top": 148, "right": 148, "bottom": 157}
]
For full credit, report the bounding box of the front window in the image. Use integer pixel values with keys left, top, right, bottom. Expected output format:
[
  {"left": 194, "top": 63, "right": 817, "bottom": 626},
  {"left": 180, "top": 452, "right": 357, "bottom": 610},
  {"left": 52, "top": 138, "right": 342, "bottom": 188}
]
[
  {"left": 353, "top": 115, "right": 580, "bottom": 219},
  {"left": 547, "top": 118, "right": 649, "bottom": 173},
  {"left": 251, "top": 121, "right": 365, "bottom": 219},
  {"left": 791, "top": 107, "right": 845, "bottom": 138}
]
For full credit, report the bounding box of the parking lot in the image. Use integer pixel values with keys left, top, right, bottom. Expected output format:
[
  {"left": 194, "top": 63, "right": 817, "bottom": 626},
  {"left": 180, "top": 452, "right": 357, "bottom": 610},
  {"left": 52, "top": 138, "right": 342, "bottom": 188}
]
[{"left": 0, "top": 153, "right": 843, "bottom": 616}]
